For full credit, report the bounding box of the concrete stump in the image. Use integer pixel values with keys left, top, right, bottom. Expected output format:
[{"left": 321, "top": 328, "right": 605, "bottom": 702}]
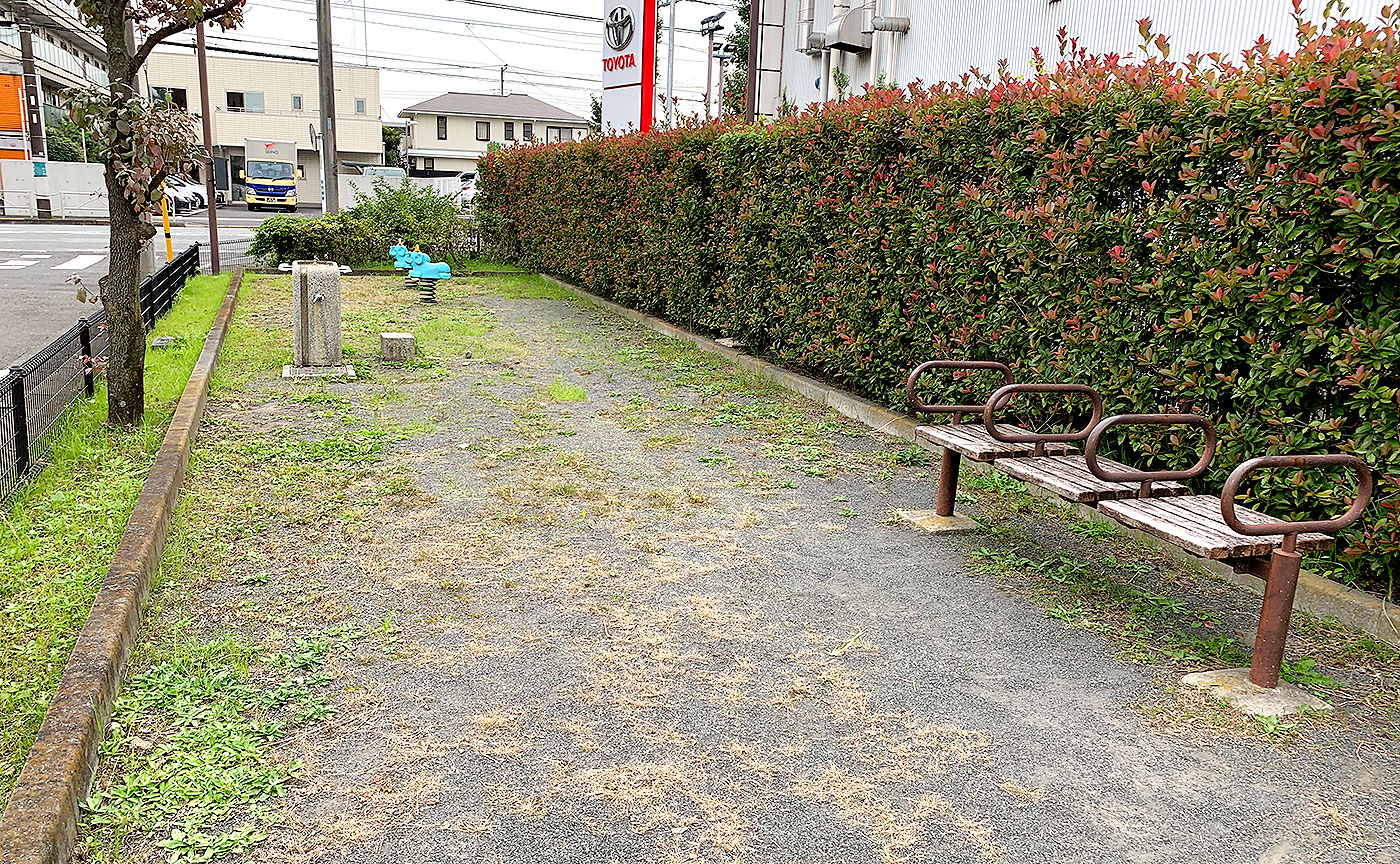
[
  {"left": 380, "top": 332, "right": 416, "bottom": 362},
  {"left": 284, "top": 260, "right": 355, "bottom": 379}
]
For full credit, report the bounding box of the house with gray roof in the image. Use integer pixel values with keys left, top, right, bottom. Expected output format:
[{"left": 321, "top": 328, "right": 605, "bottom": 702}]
[{"left": 397, "top": 92, "right": 588, "bottom": 178}]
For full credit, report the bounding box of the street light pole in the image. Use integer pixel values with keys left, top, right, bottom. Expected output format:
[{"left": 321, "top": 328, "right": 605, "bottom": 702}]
[
  {"left": 196, "top": 23, "right": 220, "bottom": 274},
  {"left": 315, "top": 0, "right": 340, "bottom": 214}
]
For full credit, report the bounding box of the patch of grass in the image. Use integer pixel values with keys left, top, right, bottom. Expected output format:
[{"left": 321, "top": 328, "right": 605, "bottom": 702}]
[
  {"left": 79, "top": 623, "right": 350, "bottom": 863},
  {"left": 0, "top": 273, "right": 231, "bottom": 805},
  {"left": 1068, "top": 519, "right": 1120, "bottom": 540},
  {"left": 546, "top": 380, "right": 587, "bottom": 402},
  {"left": 467, "top": 273, "right": 569, "bottom": 299}
]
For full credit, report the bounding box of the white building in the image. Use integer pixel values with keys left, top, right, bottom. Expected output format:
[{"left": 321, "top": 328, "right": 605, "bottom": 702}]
[
  {"left": 145, "top": 48, "right": 384, "bottom": 203},
  {"left": 747, "top": 0, "right": 1395, "bottom": 118},
  {"left": 0, "top": 1, "right": 108, "bottom": 109},
  {"left": 398, "top": 92, "right": 588, "bottom": 178}
]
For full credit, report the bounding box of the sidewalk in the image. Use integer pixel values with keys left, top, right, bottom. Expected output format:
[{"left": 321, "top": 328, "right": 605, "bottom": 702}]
[{"left": 78, "top": 272, "right": 1399, "bottom": 864}]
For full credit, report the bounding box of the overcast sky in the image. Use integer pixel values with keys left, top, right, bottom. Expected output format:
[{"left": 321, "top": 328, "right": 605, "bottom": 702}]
[{"left": 191, "top": 0, "right": 735, "bottom": 121}]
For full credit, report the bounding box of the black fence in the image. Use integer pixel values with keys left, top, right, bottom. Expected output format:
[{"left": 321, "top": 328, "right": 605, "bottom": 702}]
[{"left": 0, "top": 243, "right": 201, "bottom": 503}]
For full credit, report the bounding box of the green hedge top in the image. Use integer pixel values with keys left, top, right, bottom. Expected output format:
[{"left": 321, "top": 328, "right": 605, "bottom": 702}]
[{"left": 478, "top": 17, "right": 1400, "bottom": 598}]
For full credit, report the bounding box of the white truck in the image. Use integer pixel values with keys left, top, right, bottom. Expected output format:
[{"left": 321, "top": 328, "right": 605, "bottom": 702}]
[{"left": 241, "top": 138, "right": 302, "bottom": 212}]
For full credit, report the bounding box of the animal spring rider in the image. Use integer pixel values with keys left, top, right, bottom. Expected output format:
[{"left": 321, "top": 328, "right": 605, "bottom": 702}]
[{"left": 389, "top": 243, "right": 452, "bottom": 304}]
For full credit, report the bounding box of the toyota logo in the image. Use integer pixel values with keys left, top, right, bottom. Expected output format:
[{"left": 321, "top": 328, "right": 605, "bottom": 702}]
[{"left": 606, "top": 5, "right": 635, "bottom": 52}]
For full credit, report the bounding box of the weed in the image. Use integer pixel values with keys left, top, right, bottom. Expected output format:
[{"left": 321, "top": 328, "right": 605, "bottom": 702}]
[{"left": 547, "top": 380, "right": 587, "bottom": 402}]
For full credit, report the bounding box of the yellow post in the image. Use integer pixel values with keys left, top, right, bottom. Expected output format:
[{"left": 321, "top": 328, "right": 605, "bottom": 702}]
[{"left": 159, "top": 185, "right": 174, "bottom": 262}]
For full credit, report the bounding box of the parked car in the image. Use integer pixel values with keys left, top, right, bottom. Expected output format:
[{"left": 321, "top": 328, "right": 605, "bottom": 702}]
[
  {"left": 161, "top": 184, "right": 199, "bottom": 215},
  {"left": 164, "top": 176, "right": 206, "bottom": 209},
  {"left": 458, "top": 172, "right": 477, "bottom": 207},
  {"left": 361, "top": 165, "right": 407, "bottom": 179}
]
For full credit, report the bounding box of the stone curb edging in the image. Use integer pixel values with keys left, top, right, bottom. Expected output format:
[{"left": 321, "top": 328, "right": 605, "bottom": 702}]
[
  {"left": 244, "top": 268, "right": 520, "bottom": 277},
  {"left": 0, "top": 269, "right": 245, "bottom": 864},
  {"left": 543, "top": 274, "right": 1400, "bottom": 648}
]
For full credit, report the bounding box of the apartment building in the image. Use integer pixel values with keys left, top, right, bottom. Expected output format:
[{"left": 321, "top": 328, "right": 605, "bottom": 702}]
[
  {"left": 144, "top": 48, "right": 383, "bottom": 202},
  {"left": 398, "top": 92, "right": 587, "bottom": 177},
  {"left": 747, "top": 0, "right": 1395, "bottom": 119}
]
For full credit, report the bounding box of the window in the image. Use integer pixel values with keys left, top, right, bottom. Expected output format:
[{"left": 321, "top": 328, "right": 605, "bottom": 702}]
[
  {"left": 476, "top": 121, "right": 490, "bottom": 141},
  {"left": 153, "top": 86, "right": 187, "bottom": 110},
  {"left": 424, "top": 157, "right": 435, "bottom": 171},
  {"left": 523, "top": 122, "right": 534, "bottom": 141},
  {"left": 226, "top": 91, "right": 263, "bottom": 113},
  {"left": 355, "top": 98, "right": 366, "bottom": 114},
  {"left": 436, "top": 115, "right": 447, "bottom": 140},
  {"left": 291, "top": 94, "right": 303, "bottom": 110},
  {"left": 296, "top": 164, "right": 305, "bottom": 179},
  {"left": 545, "top": 126, "right": 568, "bottom": 143},
  {"left": 504, "top": 121, "right": 515, "bottom": 141}
]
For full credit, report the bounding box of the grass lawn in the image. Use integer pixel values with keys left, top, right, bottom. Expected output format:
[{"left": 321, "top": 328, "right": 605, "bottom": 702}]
[{"left": 0, "top": 273, "right": 231, "bottom": 806}]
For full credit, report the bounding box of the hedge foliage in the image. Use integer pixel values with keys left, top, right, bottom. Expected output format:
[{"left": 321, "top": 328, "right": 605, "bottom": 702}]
[
  {"left": 478, "top": 15, "right": 1400, "bottom": 597},
  {"left": 249, "top": 179, "right": 465, "bottom": 266}
]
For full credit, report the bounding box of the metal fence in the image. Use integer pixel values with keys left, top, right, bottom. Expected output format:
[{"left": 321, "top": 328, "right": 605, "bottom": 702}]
[
  {"left": 200, "top": 237, "right": 257, "bottom": 271},
  {"left": 0, "top": 243, "right": 200, "bottom": 503}
]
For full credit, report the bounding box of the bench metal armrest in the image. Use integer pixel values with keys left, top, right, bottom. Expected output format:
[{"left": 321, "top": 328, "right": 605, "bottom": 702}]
[
  {"left": 1221, "top": 454, "right": 1373, "bottom": 538},
  {"left": 906, "top": 360, "right": 1013, "bottom": 417},
  {"left": 1085, "top": 413, "right": 1217, "bottom": 483},
  {"left": 981, "top": 383, "right": 1103, "bottom": 445}
]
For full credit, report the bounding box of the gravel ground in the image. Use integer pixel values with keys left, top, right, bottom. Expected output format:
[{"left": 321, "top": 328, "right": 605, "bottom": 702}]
[{"left": 100, "top": 276, "right": 1399, "bottom": 864}]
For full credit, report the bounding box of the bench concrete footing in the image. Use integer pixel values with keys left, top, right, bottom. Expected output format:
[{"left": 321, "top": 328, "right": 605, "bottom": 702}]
[
  {"left": 282, "top": 364, "right": 356, "bottom": 380},
  {"left": 1181, "top": 668, "right": 1331, "bottom": 717},
  {"left": 900, "top": 510, "right": 979, "bottom": 535}
]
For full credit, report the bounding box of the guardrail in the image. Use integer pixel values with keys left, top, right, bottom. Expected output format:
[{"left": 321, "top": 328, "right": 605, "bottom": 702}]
[{"left": 1, "top": 243, "right": 201, "bottom": 502}]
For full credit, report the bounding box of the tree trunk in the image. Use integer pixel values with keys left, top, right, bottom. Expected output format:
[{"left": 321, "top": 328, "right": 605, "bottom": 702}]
[{"left": 102, "top": 167, "right": 153, "bottom": 426}]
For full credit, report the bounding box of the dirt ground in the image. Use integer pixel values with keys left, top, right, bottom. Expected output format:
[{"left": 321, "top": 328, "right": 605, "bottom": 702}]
[{"left": 78, "top": 274, "right": 1400, "bottom": 864}]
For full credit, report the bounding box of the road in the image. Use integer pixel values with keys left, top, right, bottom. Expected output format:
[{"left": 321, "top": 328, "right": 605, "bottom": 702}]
[{"left": 0, "top": 205, "right": 310, "bottom": 368}]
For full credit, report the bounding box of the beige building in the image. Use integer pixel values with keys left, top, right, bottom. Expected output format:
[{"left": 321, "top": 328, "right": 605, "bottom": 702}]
[
  {"left": 397, "top": 92, "right": 587, "bottom": 177},
  {"left": 0, "top": 0, "right": 109, "bottom": 138},
  {"left": 145, "top": 49, "right": 383, "bottom": 203}
]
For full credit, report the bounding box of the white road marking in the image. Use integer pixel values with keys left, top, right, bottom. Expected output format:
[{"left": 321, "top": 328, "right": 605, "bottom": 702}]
[
  {"left": 21, "top": 254, "right": 50, "bottom": 259},
  {"left": 0, "top": 259, "right": 38, "bottom": 268},
  {"left": 52, "top": 254, "right": 105, "bottom": 271}
]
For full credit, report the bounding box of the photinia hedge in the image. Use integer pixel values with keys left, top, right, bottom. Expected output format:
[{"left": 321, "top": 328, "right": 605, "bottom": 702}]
[{"left": 479, "top": 13, "right": 1400, "bottom": 599}]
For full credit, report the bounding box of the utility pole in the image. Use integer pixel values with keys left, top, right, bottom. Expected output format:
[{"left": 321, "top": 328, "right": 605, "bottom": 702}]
[
  {"left": 17, "top": 26, "right": 43, "bottom": 160},
  {"left": 500, "top": 64, "right": 506, "bottom": 96},
  {"left": 700, "top": 12, "right": 725, "bottom": 122},
  {"left": 196, "top": 24, "right": 220, "bottom": 274},
  {"left": 316, "top": 0, "right": 340, "bottom": 214},
  {"left": 665, "top": 0, "right": 677, "bottom": 127}
]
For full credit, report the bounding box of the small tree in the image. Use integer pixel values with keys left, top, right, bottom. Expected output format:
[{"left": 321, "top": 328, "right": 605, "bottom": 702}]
[
  {"left": 68, "top": 0, "right": 245, "bottom": 426},
  {"left": 382, "top": 124, "right": 402, "bottom": 167}
]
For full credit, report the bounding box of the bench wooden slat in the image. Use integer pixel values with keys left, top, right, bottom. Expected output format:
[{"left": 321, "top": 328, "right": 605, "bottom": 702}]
[
  {"left": 1138, "top": 497, "right": 1333, "bottom": 554},
  {"left": 1097, "top": 495, "right": 1334, "bottom": 559},
  {"left": 1109, "top": 496, "right": 1277, "bottom": 558},
  {"left": 997, "top": 456, "right": 1189, "bottom": 503},
  {"left": 915, "top": 424, "right": 1078, "bottom": 462}
]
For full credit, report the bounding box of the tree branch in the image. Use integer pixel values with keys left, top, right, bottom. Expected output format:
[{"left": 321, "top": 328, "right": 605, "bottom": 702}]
[{"left": 131, "top": 1, "right": 243, "bottom": 73}]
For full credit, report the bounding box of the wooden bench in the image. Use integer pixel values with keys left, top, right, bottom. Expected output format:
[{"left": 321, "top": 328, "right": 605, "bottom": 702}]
[
  {"left": 979, "top": 383, "right": 1191, "bottom": 504},
  {"left": 1083, "top": 413, "right": 1374, "bottom": 698}
]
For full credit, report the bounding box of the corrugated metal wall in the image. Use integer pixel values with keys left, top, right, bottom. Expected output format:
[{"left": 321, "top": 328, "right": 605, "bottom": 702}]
[{"left": 776, "top": 0, "right": 1393, "bottom": 111}]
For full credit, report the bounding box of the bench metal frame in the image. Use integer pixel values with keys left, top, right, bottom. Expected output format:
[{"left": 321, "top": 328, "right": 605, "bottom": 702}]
[
  {"left": 906, "top": 360, "right": 1013, "bottom": 517},
  {"left": 1085, "top": 413, "right": 1374, "bottom": 690}
]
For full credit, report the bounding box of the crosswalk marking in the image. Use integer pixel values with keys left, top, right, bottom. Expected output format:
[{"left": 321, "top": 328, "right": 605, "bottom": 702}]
[
  {"left": 0, "top": 258, "right": 38, "bottom": 269},
  {"left": 21, "top": 254, "right": 51, "bottom": 259},
  {"left": 52, "top": 254, "right": 105, "bottom": 271}
]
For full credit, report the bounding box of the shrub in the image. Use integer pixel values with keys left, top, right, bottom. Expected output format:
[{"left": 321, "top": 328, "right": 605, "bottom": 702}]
[
  {"left": 247, "top": 212, "right": 373, "bottom": 266},
  {"left": 479, "top": 15, "right": 1400, "bottom": 598},
  {"left": 249, "top": 179, "right": 465, "bottom": 266}
]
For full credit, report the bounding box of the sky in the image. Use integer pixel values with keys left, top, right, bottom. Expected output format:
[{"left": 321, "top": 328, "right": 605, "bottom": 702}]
[{"left": 192, "top": 0, "right": 736, "bottom": 121}]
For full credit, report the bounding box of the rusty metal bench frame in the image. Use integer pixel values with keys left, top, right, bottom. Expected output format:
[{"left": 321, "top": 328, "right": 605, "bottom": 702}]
[
  {"left": 1084, "top": 413, "right": 1374, "bottom": 691},
  {"left": 906, "top": 360, "right": 1015, "bottom": 518}
]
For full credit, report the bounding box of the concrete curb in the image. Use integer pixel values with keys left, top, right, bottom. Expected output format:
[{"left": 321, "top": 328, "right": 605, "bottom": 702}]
[
  {"left": 545, "top": 274, "right": 1400, "bottom": 647},
  {"left": 245, "top": 268, "right": 519, "bottom": 277},
  {"left": 0, "top": 269, "right": 245, "bottom": 864}
]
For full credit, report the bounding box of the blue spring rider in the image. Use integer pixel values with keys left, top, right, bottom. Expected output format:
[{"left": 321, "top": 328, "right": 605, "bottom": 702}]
[
  {"left": 406, "top": 250, "right": 451, "bottom": 281},
  {"left": 389, "top": 243, "right": 412, "bottom": 269}
]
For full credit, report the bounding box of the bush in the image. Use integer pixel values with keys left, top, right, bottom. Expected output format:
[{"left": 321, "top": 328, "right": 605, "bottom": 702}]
[
  {"left": 479, "top": 17, "right": 1400, "bottom": 598},
  {"left": 249, "top": 179, "right": 466, "bottom": 266},
  {"left": 247, "top": 212, "right": 372, "bottom": 266}
]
